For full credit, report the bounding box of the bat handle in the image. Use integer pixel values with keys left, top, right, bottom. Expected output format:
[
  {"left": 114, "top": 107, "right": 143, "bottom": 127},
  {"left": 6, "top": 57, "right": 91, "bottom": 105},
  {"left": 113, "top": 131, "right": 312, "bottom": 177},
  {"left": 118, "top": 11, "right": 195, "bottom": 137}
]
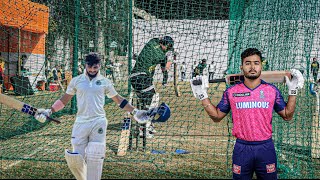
[{"left": 45, "top": 115, "right": 61, "bottom": 124}]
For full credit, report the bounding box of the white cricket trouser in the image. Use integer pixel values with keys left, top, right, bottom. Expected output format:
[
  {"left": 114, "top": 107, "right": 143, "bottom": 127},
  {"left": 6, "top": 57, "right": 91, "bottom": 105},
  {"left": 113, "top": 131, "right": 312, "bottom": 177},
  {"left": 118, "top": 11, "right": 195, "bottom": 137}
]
[{"left": 70, "top": 118, "right": 107, "bottom": 157}]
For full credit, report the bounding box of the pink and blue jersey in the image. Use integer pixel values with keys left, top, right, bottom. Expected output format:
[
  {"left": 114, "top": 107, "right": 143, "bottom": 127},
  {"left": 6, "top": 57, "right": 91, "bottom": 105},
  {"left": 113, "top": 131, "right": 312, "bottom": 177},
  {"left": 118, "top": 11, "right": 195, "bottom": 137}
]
[{"left": 217, "top": 80, "right": 286, "bottom": 141}]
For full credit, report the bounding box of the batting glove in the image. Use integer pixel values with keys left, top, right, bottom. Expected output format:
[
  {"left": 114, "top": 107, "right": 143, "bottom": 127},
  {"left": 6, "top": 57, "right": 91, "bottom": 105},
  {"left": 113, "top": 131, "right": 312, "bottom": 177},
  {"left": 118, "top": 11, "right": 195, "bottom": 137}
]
[
  {"left": 190, "top": 75, "right": 209, "bottom": 100},
  {"left": 285, "top": 69, "right": 304, "bottom": 95},
  {"left": 34, "top": 109, "right": 52, "bottom": 123},
  {"left": 131, "top": 109, "right": 151, "bottom": 124}
]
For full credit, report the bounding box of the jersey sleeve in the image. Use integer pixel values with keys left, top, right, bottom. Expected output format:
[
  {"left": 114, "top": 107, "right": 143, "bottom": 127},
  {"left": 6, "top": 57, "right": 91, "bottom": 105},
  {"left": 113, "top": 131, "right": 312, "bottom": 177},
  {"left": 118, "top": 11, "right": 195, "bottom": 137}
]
[
  {"left": 216, "top": 90, "right": 231, "bottom": 113},
  {"left": 66, "top": 78, "right": 77, "bottom": 95},
  {"left": 273, "top": 87, "right": 286, "bottom": 112},
  {"left": 104, "top": 79, "right": 118, "bottom": 98}
]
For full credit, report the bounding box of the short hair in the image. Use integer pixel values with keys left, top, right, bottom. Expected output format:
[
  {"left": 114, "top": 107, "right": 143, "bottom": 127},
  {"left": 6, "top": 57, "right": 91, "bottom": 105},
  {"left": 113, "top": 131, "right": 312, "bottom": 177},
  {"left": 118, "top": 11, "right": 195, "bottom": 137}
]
[
  {"left": 241, "top": 48, "right": 262, "bottom": 64},
  {"left": 85, "top": 52, "right": 101, "bottom": 66}
]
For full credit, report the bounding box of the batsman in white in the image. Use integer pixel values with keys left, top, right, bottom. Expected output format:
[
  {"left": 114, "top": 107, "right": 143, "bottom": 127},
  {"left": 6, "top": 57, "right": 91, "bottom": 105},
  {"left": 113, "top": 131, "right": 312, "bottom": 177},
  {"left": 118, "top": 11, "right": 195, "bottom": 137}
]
[
  {"left": 34, "top": 52, "right": 151, "bottom": 180},
  {"left": 190, "top": 48, "right": 304, "bottom": 180}
]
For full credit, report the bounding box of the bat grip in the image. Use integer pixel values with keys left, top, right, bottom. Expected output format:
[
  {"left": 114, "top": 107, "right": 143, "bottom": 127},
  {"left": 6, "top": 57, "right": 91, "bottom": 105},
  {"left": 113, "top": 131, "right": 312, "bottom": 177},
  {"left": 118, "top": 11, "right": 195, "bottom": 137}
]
[{"left": 45, "top": 115, "right": 61, "bottom": 124}]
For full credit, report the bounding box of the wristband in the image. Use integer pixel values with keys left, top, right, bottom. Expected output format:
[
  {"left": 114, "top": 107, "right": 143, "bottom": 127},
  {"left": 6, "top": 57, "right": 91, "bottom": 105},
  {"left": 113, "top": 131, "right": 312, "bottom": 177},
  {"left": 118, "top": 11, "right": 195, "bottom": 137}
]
[
  {"left": 119, "top": 99, "right": 128, "bottom": 109},
  {"left": 52, "top": 100, "right": 65, "bottom": 112}
]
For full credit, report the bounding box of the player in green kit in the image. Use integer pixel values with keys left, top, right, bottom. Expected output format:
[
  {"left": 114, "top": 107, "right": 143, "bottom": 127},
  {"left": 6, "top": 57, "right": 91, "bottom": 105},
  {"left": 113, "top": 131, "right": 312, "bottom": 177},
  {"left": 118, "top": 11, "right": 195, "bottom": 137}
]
[
  {"left": 193, "top": 59, "right": 207, "bottom": 77},
  {"left": 129, "top": 36, "right": 175, "bottom": 138}
]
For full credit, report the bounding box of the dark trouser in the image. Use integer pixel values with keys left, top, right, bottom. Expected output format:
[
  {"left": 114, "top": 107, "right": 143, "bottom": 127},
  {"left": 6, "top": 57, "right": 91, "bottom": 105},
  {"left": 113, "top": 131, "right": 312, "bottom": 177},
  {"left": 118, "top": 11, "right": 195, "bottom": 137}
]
[
  {"left": 209, "top": 72, "right": 214, "bottom": 81},
  {"left": 232, "top": 138, "right": 277, "bottom": 180},
  {"left": 129, "top": 73, "right": 156, "bottom": 148},
  {"left": 129, "top": 74, "right": 155, "bottom": 110},
  {"left": 181, "top": 72, "right": 186, "bottom": 80},
  {"left": 312, "top": 71, "right": 318, "bottom": 82}
]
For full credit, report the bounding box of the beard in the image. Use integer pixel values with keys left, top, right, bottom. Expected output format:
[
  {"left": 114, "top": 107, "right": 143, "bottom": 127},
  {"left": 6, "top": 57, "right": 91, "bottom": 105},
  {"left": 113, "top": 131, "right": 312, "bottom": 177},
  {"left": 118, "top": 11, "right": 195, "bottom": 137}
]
[
  {"left": 244, "top": 71, "right": 261, "bottom": 80},
  {"left": 86, "top": 70, "right": 98, "bottom": 78}
]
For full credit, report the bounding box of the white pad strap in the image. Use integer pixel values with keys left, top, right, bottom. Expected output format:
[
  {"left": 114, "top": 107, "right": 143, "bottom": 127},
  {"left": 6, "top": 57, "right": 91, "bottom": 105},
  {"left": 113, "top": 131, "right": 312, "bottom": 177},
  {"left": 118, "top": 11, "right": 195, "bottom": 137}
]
[
  {"left": 86, "top": 142, "right": 106, "bottom": 180},
  {"left": 65, "top": 149, "right": 87, "bottom": 180}
]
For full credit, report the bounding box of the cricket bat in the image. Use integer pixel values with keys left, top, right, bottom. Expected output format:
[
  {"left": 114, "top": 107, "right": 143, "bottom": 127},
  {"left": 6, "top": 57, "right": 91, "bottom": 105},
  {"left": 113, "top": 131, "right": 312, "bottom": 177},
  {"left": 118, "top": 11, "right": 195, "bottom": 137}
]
[
  {"left": 57, "top": 72, "right": 65, "bottom": 92},
  {"left": 117, "top": 91, "right": 135, "bottom": 156},
  {"left": 208, "top": 70, "right": 291, "bottom": 85},
  {"left": 311, "top": 85, "right": 320, "bottom": 158},
  {"left": 0, "top": 94, "right": 61, "bottom": 124},
  {"left": 117, "top": 115, "right": 132, "bottom": 156},
  {"left": 117, "top": 92, "right": 160, "bottom": 156},
  {"left": 173, "top": 63, "right": 181, "bottom": 97}
]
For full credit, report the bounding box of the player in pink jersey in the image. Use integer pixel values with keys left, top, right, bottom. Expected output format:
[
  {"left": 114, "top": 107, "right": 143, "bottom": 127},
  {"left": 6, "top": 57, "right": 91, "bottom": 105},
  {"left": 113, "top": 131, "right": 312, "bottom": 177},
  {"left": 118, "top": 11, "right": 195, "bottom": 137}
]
[{"left": 190, "top": 48, "right": 304, "bottom": 180}]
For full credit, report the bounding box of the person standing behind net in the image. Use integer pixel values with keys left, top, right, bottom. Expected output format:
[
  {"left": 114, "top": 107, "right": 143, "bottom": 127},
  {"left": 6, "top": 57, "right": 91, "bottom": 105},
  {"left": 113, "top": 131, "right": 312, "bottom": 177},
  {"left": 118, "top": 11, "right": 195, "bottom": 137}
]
[
  {"left": 208, "top": 61, "right": 215, "bottom": 81},
  {"left": 180, "top": 61, "right": 187, "bottom": 81},
  {"left": 191, "top": 61, "right": 197, "bottom": 79},
  {"left": 129, "top": 35, "right": 175, "bottom": 138},
  {"left": 311, "top": 57, "right": 319, "bottom": 83},
  {"left": 0, "top": 52, "right": 6, "bottom": 93},
  {"left": 190, "top": 48, "right": 304, "bottom": 180},
  {"left": 193, "top": 59, "right": 207, "bottom": 77},
  {"left": 34, "top": 52, "right": 151, "bottom": 180}
]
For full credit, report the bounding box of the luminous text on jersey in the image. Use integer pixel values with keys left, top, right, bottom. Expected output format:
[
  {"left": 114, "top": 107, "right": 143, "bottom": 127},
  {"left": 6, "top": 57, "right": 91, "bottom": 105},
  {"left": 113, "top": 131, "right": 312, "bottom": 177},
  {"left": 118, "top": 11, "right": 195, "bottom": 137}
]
[{"left": 236, "top": 101, "right": 270, "bottom": 109}]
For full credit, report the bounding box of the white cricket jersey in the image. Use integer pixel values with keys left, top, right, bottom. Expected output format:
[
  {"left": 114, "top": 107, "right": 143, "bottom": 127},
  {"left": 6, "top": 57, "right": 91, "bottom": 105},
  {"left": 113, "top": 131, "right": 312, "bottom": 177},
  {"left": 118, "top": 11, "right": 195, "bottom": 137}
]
[
  {"left": 208, "top": 65, "right": 215, "bottom": 72},
  {"left": 66, "top": 71, "right": 118, "bottom": 123},
  {"left": 180, "top": 64, "right": 186, "bottom": 72}
]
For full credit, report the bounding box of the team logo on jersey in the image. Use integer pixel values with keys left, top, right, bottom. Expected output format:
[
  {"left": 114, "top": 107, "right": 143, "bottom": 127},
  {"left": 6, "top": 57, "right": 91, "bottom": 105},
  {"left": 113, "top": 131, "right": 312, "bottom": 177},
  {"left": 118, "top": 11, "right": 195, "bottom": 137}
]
[
  {"left": 233, "top": 92, "right": 250, "bottom": 97},
  {"left": 233, "top": 164, "right": 241, "bottom": 174},
  {"left": 96, "top": 80, "right": 102, "bottom": 85},
  {"left": 98, "top": 127, "right": 103, "bottom": 134},
  {"left": 149, "top": 65, "right": 156, "bottom": 73},
  {"left": 266, "top": 163, "right": 276, "bottom": 173},
  {"left": 260, "top": 90, "right": 265, "bottom": 99}
]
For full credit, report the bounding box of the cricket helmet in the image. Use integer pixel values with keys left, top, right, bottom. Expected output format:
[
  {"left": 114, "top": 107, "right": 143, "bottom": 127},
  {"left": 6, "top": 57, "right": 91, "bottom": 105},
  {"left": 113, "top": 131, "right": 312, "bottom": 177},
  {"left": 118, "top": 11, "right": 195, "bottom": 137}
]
[
  {"left": 148, "top": 102, "right": 171, "bottom": 123},
  {"left": 161, "top": 36, "right": 174, "bottom": 51}
]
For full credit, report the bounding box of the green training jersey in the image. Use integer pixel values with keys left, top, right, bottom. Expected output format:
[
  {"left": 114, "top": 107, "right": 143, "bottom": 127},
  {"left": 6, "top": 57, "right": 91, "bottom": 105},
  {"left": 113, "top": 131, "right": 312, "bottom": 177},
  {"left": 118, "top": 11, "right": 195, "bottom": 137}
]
[{"left": 132, "top": 38, "right": 167, "bottom": 77}]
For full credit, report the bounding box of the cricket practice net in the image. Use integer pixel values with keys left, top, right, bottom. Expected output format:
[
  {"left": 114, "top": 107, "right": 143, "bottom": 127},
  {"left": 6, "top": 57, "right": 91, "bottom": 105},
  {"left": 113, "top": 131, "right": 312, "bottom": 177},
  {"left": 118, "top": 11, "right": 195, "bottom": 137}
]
[{"left": 0, "top": 0, "right": 320, "bottom": 179}]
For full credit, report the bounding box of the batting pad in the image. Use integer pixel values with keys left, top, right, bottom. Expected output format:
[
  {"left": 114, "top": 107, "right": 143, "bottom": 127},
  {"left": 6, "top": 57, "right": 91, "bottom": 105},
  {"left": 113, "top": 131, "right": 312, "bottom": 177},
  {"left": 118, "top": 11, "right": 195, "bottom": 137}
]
[
  {"left": 86, "top": 142, "right": 106, "bottom": 180},
  {"left": 64, "top": 149, "right": 87, "bottom": 180},
  {"left": 149, "top": 93, "right": 160, "bottom": 109}
]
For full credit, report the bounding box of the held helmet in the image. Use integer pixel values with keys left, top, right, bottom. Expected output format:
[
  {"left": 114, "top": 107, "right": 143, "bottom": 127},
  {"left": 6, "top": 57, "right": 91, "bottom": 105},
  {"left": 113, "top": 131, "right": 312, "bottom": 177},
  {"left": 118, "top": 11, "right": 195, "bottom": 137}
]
[{"left": 147, "top": 102, "right": 171, "bottom": 123}]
